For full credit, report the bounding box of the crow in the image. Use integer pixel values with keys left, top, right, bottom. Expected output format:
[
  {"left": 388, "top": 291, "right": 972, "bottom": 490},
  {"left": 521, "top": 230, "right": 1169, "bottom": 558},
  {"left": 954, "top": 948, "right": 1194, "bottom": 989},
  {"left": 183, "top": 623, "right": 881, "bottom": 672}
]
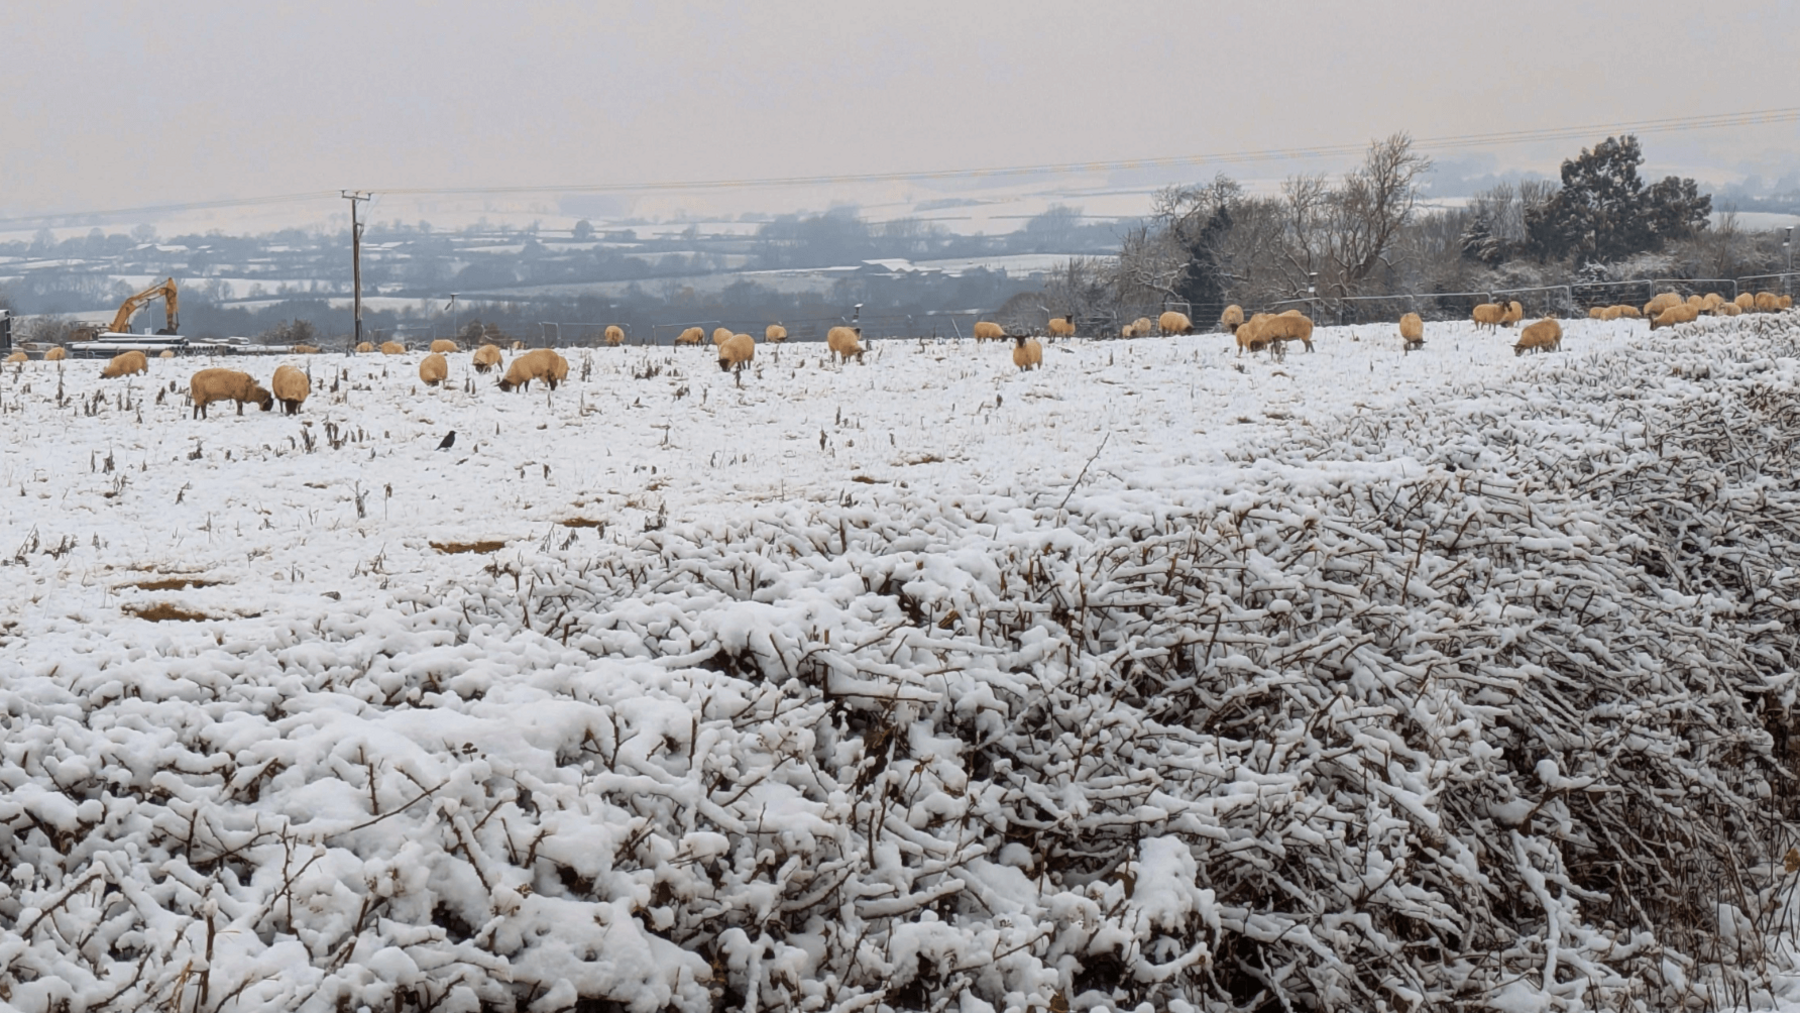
[{"left": 436, "top": 431, "right": 456, "bottom": 452}]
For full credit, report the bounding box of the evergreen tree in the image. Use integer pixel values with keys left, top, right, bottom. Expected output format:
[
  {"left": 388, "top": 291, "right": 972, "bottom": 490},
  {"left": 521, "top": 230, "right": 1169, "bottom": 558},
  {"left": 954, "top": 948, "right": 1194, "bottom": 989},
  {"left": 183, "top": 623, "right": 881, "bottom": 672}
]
[{"left": 1525, "top": 135, "right": 1709, "bottom": 262}]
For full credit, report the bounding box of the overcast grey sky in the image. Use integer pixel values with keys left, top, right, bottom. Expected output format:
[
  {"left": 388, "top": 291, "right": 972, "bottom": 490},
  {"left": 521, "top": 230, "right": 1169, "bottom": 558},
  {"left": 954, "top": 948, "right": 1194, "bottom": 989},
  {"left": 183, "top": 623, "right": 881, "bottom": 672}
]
[{"left": 5, "top": 0, "right": 1799, "bottom": 226}]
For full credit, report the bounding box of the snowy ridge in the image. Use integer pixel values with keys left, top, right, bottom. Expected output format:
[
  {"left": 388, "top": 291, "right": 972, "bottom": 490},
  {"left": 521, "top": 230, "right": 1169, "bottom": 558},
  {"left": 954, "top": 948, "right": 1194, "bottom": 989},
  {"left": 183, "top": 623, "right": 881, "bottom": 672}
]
[{"left": 4, "top": 316, "right": 1800, "bottom": 1011}]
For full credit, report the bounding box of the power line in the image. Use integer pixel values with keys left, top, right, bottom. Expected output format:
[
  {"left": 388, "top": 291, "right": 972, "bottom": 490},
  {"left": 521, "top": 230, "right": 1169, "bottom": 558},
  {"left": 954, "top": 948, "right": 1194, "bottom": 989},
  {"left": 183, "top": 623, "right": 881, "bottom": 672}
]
[{"left": 2, "top": 106, "right": 1795, "bottom": 230}]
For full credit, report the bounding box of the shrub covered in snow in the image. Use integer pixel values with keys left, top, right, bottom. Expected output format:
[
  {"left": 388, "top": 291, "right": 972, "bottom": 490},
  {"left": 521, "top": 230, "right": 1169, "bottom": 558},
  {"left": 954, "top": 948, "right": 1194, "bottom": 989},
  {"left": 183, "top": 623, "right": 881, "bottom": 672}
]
[{"left": 3, "top": 316, "right": 1800, "bottom": 1011}]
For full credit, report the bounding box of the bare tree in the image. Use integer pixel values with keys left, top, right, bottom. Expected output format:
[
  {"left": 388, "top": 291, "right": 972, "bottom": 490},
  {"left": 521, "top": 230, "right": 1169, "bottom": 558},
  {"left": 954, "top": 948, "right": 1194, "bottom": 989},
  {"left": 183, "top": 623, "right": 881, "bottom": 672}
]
[{"left": 1321, "top": 133, "right": 1433, "bottom": 296}]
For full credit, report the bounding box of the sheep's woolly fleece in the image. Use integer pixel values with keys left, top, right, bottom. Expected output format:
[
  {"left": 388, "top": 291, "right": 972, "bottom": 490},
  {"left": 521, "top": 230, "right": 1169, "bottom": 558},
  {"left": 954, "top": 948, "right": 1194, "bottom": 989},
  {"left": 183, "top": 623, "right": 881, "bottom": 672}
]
[{"left": 3, "top": 314, "right": 1800, "bottom": 1012}]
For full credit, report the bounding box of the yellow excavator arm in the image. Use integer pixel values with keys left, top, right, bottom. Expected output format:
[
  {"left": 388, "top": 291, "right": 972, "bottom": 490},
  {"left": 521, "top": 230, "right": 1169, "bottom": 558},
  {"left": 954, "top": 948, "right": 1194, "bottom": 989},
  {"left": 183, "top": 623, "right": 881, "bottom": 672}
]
[{"left": 108, "top": 277, "right": 179, "bottom": 335}]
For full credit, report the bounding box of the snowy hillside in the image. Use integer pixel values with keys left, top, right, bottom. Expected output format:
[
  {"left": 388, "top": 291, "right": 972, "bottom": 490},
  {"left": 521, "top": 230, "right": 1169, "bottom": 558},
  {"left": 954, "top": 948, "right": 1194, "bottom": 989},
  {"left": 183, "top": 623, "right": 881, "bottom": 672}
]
[{"left": 3, "top": 315, "right": 1800, "bottom": 1012}]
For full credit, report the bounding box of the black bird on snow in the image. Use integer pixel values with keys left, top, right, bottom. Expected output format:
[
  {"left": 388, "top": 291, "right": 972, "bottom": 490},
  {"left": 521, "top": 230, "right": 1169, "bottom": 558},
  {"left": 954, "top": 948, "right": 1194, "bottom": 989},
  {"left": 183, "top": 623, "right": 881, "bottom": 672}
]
[{"left": 435, "top": 431, "right": 456, "bottom": 452}]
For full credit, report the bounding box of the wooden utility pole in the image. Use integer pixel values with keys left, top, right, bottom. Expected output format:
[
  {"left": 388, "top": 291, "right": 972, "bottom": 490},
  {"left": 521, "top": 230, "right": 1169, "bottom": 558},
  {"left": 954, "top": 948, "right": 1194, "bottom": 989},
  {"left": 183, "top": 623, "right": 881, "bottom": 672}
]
[{"left": 342, "top": 191, "right": 372, "bottom": 350}]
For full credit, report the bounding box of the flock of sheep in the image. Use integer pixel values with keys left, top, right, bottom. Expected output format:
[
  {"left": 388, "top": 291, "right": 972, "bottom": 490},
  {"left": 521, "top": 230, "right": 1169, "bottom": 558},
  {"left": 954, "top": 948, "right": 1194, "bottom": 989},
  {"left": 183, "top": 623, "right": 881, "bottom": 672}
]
[
  {"left": 1212, "top": 286, "right": 1796, "bottom": 360},
  {"left": 10, "top": 286, "right": 1795, "bottom": 417}
]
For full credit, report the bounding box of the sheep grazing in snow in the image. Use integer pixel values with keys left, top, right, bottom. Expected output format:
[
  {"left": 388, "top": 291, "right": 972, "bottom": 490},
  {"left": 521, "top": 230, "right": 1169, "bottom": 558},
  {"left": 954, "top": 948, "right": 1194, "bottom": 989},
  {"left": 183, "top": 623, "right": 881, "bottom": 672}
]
[
  {"left": 1755, "top": 291, "right": 1780, "bottom": 312},
  {"left": 380, "top": 341, "right": 405, "bottom": 355},
  {"left": 419, "top": 352, "right": 449, "bottom": 387},
  {"left": 45, "top": 346, "right": 67, "bottom": 361},
  {"left": 1588, "top": 307, "right": 1607, "bottom": 319},
  {"left": 5, "top": 350, "right": 26, "bottom": 363},
  {"left": 765, "top": 323, "right": 788, "bottom": 343},
  {"left": 1718, "top": 302, "right": 1743, "bottom": 317},
  {"left": 497, "top": 348, "right": 567, "bottom": 392},
  {"left": 1514, "top": 318, "right": 1562, "bottom": 356},
  {"left": 1644, "top": 292, "right": 1684, "bottom": 317},
  {"left": 1649, "top": 303, "right": 1699, "bottom": 332},
  {"left": 430, "top": 339, "right": 459, "bottom": 354},
  {"left": 1219, "top": 304, "right": 1245, "bottom": 333},
  {"left": 605, "top": 325, "right": 625, "bottom": 346},
  {"left": 159, "top": 350, "right": 175, "bottom": 359},
  {"left": 293, "top": 344, "right": 321, "bottom": 354},
  {"left": 1501, "top": 301, "right": 1523, "bottom": 327},
  {"left": 675, "top": 327, "right": 705, "bottom": 346},
  {"left": 711, "top": 327, "right": 733, "bottom": 347},
  {"left": 189, "top": 368, "right": 273, "bottom": 418},
  {"left": 1619, "top": 305, "right": 1642, "bottom": 319},
  {"left": 1236, "top": 314, "right": 1274, "bottom": 355},
  {"left": 1701, "top": 293, "right": 1725, "bottom": 313},
  {"left": 1259, "top": 312, "right": 1315, "bottom": 354},
  {"left": 1158, "top": 310, "right": 1192, "bottom": 336},
  {"left": 1735, "top": 292, "right": 1757, "bottom": 311},
  {"left": 271, "top": 364, "right": 310, "bottom": 415},
  {"left": 718, "top": 332, "right": 755, "bottom": 380},
  {"left": 356, "top": 341, "right": 374, "bottom": 353},
  {"left": 1398, "top": 313, "right": 1424, "bottom": 352},
  {"left": 101, "top": 350, "right": 148, "bottom": 378},
  {"left": 1782, "top": 295, "right": 1794, "bottom": 310},
  {"left": 1011, "top": 335, "right": 1043, "bottom": 371},
  {"left": 1133, "top": 316, "right": 1154, "bottom": 336},
  {"left": 1120, "top": 324, "right": 1136, "bottom": 338},
  {"left": 1047, "top": 315, "right": 1076, "bottom": 340},
  {"left": 973, "top": 321, "right": 1005, "bottom": 342},
  {"left": 1471, "top": 303, "right": 1505, "bottom": 332},
  {"left": 1598, "top": 306, "right": 1622, "bottom": 321},
  {"left": 826, "top": 325, "right": 865, "bottom": 364},
  {"left": 472, "top": 344, "right": 503, "bottom": 373}
]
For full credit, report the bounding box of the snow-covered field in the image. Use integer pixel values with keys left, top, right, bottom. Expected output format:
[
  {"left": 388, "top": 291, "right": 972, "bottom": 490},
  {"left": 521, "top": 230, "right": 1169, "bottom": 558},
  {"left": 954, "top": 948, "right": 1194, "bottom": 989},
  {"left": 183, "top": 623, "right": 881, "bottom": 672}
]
[{"left": 4, "top": 314, "right": 1800, "bottom": 1012}]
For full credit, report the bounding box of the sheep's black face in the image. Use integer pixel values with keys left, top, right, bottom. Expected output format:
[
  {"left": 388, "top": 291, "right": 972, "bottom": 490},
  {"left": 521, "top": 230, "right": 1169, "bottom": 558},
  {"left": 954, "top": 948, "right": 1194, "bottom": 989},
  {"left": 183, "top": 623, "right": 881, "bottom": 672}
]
[{"left": 718, "top": 357, "right": 731, "bottom": 372}]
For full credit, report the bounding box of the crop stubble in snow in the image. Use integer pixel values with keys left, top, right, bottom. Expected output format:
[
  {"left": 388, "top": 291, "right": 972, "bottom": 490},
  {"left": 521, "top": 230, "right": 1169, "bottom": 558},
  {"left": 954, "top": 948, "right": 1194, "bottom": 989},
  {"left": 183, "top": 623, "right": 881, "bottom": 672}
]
[{"left": 2, "top": 315, "right": 1800, "bottom": 1011}]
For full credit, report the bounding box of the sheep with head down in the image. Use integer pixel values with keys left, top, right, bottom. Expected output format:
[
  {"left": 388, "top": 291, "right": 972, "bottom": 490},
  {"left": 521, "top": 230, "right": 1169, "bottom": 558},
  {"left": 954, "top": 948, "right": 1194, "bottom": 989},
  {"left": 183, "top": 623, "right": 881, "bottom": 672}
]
[
  {"left": 1645, "top": 292, "right": 1684, "bottom": 317},
  {"left": 5, "top": 350, "right": 26, "bottom": 364},
  {"left": 418, "top": 352, "right": 449, "bottom": 387},
  {"left": 1755, "top": 291, "right": 1780, "bottom": 312},
  {"left": 498, "top": 348, "right": 567, "bottom": 393},
  {"left": 356, "top": 341, "right": 374, "bottom": 353},
  {"left": 430, "top": 339, "right": 459, "bottom": 354},
  {"left": 1259, "top": 312, "right": 1314, "bottom": 354},
  {"left": 718, "top": 332, "right": 755, "bottom": 383},
  {"left": 972, "top": 321, "right": 1005, "bottom": 342},
  {"left": 711, "top": 327, "right": 733, "bottom": 347},
  {"left": 765, "top": 323, "right": 787, "bottom": 343},
  {"left": 1513, "top": 318, "right": 1562, "bottom": 356},
  {"left": 45, "top": 346, "right": 67, "bottom": 361},
  {"left": 1650, "top": 302, "right": 1700, "bottom": 331},
  {"left": 826, "top": 325, "right": 865, "bottom": 364},
  {"left": 1471, "top": 303, "right": 1505, "bottom": 332},
  {"left": 1219, "top": 304, "right": 1244, "bottom": 333},
  {"left": 1782, "top": 295, "right": 1794, "bottom": 310},
  {"left": 605, "top": 325, "right": 625, "bottom": 346},
  {"left": 675, "top": 326, "right": 705, "bottom": 346},
  {"left": 1502, "top": 301, "right": 1523, "bottom": 327},
  {"left": 1618, "top": 305, "right": 1642, "bottom": 319},
  {"left": 1158, "top": 310, "right": 1191, "bottom": 336},
  {"left": 380, "top": 340, "right": 405, "bottom": 355},
  {"left": 102, "top": 350, "right": 148, "bottom": 378},
  {"left": 472, "top": 344, "right": 503, "bottom": 373},
  {"left": 1588, "top": 307, "right": 1606, "bottom": 320},
  {"left": 1398, "top": 313, "right": 1423, "bottom": 352},
  {"left": 159, "top": 349, "right": 176, "bottom": 359},
  {"left": 1718, "top": 302, "right": 1742, "bottom": 317},
  {"left": 189, "top": 368, "right": 273, "bottom": 418},
  {"left": 1236, "top": 314, "right": 1274, "bottom": 355},
  {"left": 271, "top": 363, "right": 310, "bottom": 415}
]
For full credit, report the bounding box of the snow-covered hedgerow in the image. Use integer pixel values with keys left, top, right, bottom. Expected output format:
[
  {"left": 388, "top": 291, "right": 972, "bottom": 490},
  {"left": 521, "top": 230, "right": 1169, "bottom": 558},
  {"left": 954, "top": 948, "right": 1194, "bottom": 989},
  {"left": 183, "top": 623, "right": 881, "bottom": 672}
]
[{"left": 4, "top": 316, "right": 1800, "bottom": 1011}]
